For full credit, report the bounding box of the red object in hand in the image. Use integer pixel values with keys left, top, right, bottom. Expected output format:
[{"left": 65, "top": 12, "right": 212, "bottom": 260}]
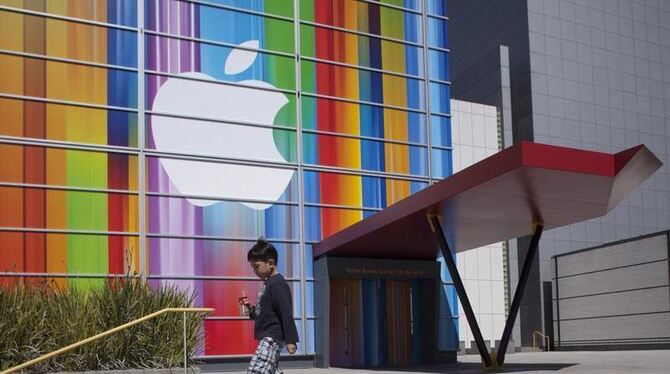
[{"left": 238, "top": 290, "right": 251, "bottom": 316}]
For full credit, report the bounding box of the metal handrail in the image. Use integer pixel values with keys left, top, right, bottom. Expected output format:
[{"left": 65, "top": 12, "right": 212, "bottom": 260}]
[
  {"left": 532, "top": 330, "right": 551, "bottom": 351},
  {"left": 1, "top": 307, "right": 214, "bottom": 374}
]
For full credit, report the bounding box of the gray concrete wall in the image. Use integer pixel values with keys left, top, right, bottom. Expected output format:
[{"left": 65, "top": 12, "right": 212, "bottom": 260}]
[
  {"left": 553, "top": 231, "right": 670, "bottom": 348},
  {"left": 527, "top": 0, "right": 670, "bottom": 314}
]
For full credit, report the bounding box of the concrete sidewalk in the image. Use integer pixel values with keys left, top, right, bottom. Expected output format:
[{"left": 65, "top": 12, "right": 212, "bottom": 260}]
[{"left": 213, "top": 350, "right": 670, "bottom": 373}]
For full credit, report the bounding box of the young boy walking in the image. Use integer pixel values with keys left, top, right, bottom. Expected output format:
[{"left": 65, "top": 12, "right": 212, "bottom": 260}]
[{"left": 242, "top": 238, "right": 298, "bottom": 374}]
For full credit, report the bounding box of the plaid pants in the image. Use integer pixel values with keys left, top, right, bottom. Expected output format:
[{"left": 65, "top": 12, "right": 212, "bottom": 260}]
[{"left": 247, "top": 337, "right": 283, "bottom": 374}]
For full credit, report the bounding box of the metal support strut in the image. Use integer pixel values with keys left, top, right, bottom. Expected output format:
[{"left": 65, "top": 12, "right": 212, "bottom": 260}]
[
  {"left": 497, "top": 223, "right": 543, "bottom": 366},
  {"left": 428, "top": 215, "right": 544, "bottom": 369},
  {"left": 428, "top": 215, "right": 492, "bottom": 368}
]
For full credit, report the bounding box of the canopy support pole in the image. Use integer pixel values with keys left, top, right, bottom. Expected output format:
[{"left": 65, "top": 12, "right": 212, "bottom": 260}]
[
  {"left": 428, "top": 215, "right": 544, "bottom": 368},
  {"left": 497, "top": 223, "right": 544, "bottom": 366},
  {"left": 428, "top": 215, "right": 493, "bottom": 368}
]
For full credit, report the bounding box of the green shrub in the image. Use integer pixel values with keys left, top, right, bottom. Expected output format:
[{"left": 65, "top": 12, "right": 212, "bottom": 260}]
[{"left": 0, "top": 276, "right": 204, "bottom": 373}]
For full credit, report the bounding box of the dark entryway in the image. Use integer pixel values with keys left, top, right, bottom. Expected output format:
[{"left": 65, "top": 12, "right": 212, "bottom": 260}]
[{"left": 314, "top": 257, "right": 446, "bottom": 368}]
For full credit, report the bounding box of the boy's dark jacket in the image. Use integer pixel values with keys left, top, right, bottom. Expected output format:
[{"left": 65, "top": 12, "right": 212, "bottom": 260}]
[{"left": 250, "top": 273, "right": 299, "bottom": 344}]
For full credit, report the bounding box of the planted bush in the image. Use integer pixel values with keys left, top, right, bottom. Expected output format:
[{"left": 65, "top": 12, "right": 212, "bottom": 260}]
[{"left": 0, "top": 276, "right": 204, "bottom": 373}]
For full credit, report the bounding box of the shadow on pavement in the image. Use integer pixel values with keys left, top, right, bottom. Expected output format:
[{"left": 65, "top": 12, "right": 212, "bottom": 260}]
[{"left": 342, "top": 361, "right": 577, "bottom": 373}]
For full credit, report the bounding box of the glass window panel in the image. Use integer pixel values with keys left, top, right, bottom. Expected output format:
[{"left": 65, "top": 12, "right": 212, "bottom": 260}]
[
  {"left": 145, "top": 114, "right": 297, "bottom": 163},
  {"left": 430, "top": 81, "right": 451, "bottom": 114},
  {"left": 0, "top": 54, "right": 137, "bottom": 108},
  {"left": 431, "top": 148, "right": 452, "bottom": 179},
  {"left": 409, "top": 179, "right": 429, "bottom": 194},
  {"left": 304, "top": 206, "right": 370, "bottom": 242},
  {"left": 301, "top": 60, "right": 424, "bottom": 110},
  {"left": 0, "top": 186, "right": 138, "bottom": 231},
  {"left": 146, "top": 195, "right": 300, "bottom": 240},
  {"left": 0, "top": 8, "right": 23, "bottom": 52},
  {"left": 305, "top": 319, "right": 316, "bottom": 354},
  {"left": 301, "top": 96, "right": 426, "bottom": 144},
  {"left": 194, "top": 0, "right": 294, "bottom": 18},
  {"left": 145, "top": 74, "right": 296, "bottom": 127},
  {"left": 0, "top": 55, "right": 138, "bottom": 109},
  {"left": 293, "top": 317, "right": 305, "bottom": 354},
  {"left": 0, "top": 0, "right": 138, "bottom": 27},
  {"left": 203, "top": 317, "right": 305, "bottom": 355},
  {"left": 0, "top": 186, "right": 23, "bottom": 228},
  {"left": 437, "top": 254, "right": 453, "bottom": 284},
  {"left": 383, "top": 0, "right": 421, "bottom": 11},
  {"left": 437, "top": 316, "right": 459, "bottom": 351},
  {"left": 438, "top": 284, "right": 458, "bottom": 317},
  {"left": 0, "top": 98, "right": 138, "bottom": 147},
  {"left": 145, "top": 34, "right": 295, "bottom": 91},
  {"left": 299, "top": 24, "right": 424, "bottom": 77},
  {"left": 299, "top": 0, "right": 315, "bottom": 22},
  {"left": 429, "top": 49, "right": 449, "bottom": 81},
  {"left": 300, "top": 0, "right": 422, "bottom": 44},
  {"left": 427, "top": 0, "right": 447, "bottom": 17},
  {"left": 302, "top": 133, "right": 428, "bottom": 176},
  {"left": 146, "top": 238, "right": 301, "bottom": 279},
  {"left": 146, "top": 1, "right": 295, "bottom": 54},
  {"left": 302, "top": 170, "right": 428, "bottom": 209},
  {"left": 427, "top": 17, "right": 449, "bottom": 49},
  {"left": 304, "top": 244, "right": 314, "bottom": 279},
  {"left": 145, "top": 156, "right": 299, "bottom": 203},
  {"left": 0, "top": 144, "right": 139, "bottom": 190},
  {"left": 0, "top": 233, "right": 139, "bottom": 282},
  {"left": 437, "top": 282, "right": 459, "bottom": 350},
  {"left": 0, "top": 11, "right": 138, "bottom": 68},
  {"left": 431, "top": 115, "right": 452, "bottom": 147},
  {"left": 305, "top": 280, "right": 315, "bottom": 316},
  {"left": 203, "top": 319, "right": 261, "bottom": 355}
]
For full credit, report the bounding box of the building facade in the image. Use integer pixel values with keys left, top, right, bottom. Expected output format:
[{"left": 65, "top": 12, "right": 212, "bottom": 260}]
[
  {"left": 449, "top": 0, "right": 670, "bottom": 348},
  {"left": 0, "top": 0, "right": 454, "bottom": 359}
]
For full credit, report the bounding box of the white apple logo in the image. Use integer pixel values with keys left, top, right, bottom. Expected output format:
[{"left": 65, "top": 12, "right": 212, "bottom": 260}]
[{"left": 151, "top": 40, "right": 294, "bottom": 210}]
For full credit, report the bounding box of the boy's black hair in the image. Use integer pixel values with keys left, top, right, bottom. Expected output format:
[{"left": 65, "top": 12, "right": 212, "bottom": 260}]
[{"left": 247, "top": 238, "right": 278, "bottom": 265}]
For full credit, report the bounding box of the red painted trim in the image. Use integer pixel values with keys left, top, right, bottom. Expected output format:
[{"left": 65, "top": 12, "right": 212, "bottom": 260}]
[{"left": 519, "top": 141, "right": 614, "bottom": 177}]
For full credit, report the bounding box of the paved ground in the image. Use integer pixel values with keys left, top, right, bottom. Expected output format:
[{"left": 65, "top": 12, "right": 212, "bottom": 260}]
[{"left": 214, "top": 350, "right": 670, "bottom": 373}]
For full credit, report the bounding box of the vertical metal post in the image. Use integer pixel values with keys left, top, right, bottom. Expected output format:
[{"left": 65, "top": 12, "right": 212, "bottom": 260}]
[
  {"left": 666, "top": 232, "right": 670, "bottom": 315},
  {"left": 293, "top": 0, "right": 307, "bottom": 356},
  {"left": 344, "top": 285, "right": 349, "bottom": 354},
  {"left": 554, "top": 256, "right": 561, "bottom": 349},
  {"left": 428, "top": 215, "right": 492, "bottom": 367},
  {"left": 137, "top": 0, "right": 147, "bottom": 278},
  {"left": 421, "top": 0, "right": 434, "bottom": 183},
  {"left": 183, "top": 311, "right": 187, "bottom": 374},
  {"left": 496, "top": 224, "right": 543, "bottom": 366}
]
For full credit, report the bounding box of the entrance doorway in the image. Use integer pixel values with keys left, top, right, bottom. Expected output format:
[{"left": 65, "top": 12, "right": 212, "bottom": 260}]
[
  {"left": 314, "top": 256, "right": 446, "bottom": 368},
  {"left": 329, "top": 278, "right": 414, "bottom": 367}
]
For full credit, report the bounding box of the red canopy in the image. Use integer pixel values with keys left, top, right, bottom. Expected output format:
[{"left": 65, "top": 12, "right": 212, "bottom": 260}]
[{"left": 314, "top": 141, "right": 662, "bottom": 260}]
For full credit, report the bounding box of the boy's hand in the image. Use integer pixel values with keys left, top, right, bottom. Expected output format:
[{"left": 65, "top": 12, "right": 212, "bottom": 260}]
[
  {"left": 286, "top": 343, "right": 297, "bottom": 354},
  {"left": 238, "top": 293, "right": 254, "bottom": 317}
]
